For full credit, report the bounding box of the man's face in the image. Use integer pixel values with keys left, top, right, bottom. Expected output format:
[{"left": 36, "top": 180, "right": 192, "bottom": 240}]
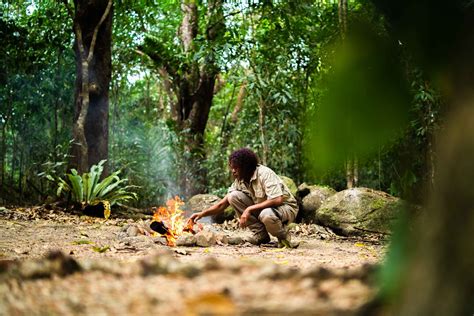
[{"left": 229, "top": 162, "right": 242, "bottom": 180}]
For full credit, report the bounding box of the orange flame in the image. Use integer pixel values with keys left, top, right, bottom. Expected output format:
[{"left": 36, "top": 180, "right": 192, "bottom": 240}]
[{"left": 151, "top": 196, "right": 201, "bottom": 247}]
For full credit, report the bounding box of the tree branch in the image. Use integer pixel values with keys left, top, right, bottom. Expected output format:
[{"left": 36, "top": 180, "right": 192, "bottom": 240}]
[{"left": 87, "top": 0, "right": 113, "bottom": 63}]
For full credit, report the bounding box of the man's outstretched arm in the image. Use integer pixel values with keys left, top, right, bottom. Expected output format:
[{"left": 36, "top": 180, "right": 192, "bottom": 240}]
[{"left": 189, "top": 194, "right": 230, "bottom": 222}]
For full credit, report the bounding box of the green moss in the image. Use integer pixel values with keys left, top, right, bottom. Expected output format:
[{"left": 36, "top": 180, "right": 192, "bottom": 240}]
[{"left": 370, "top": 198, "right": 387, "bottom": 210}]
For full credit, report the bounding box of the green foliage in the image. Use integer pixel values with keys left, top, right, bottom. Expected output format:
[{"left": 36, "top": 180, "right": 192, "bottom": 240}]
[
  {"left": 54, "top": 160, "right": 137, "bottom": 206},
  {"left": 205, "top": 1, "right": 339, "bottom": 190},
  {"left": 305, "top": 20, "right": 411, "bottom": 173},
  {"left": 1, "top": 0, "right": 444, "bottom": 208},
  {"left": 0, "top": 1, "right": 74, "bottom": 204}
]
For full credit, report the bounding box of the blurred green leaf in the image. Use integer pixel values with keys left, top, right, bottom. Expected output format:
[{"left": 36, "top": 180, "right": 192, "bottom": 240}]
[
  {"left": 92, "top": 245, "right": 110, "bottom": 253},
  {"left": 305, "top": 22, "right": 411, "bottom": 172}
]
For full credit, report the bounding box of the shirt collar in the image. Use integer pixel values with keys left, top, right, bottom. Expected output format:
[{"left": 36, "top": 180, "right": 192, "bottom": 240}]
[
  {"left": 249, "top": 164, "right": 260, "bottom": 182},
  {"left": 236, "top": 164, "right": 259, "bottom": 186}
]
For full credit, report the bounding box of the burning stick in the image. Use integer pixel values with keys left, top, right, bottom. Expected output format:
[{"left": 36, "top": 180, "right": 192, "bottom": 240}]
[
  {"left": 183, "top": 218, "right": 203, "bottom": 234},
  {"left": 150, "top": 220, "right": 169, "bottom": 235},
  {"left": 149, "top": 196, "right": 201, "bottom": 247}
]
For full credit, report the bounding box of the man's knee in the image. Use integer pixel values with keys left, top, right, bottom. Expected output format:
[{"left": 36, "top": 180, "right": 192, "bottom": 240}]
[
  {"left": 259, "top": 208, "right": 279, "bottom": 225},
  {"left": 227, "top": 191, "right": 243, "bottom": 205}
]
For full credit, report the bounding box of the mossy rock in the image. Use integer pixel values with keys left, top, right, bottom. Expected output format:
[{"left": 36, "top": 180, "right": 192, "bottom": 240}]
[
  {"left": 279, "top": 175, "right": 298, "bottom": 197},
  {"left": 296, "top": 183, "right": 337, "bottom": 223},
  {"left": 316, "top": 187, "right": 405, "bottom": 236}
]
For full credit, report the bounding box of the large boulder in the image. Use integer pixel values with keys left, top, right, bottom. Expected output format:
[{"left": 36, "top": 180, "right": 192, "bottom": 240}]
[
  {"left": 296, "top": 183, "right": 337, "bottom": 223},
  {"left": 279, "top": 175, "right": 298, "bottom": 197},
  {"left": 186, "top": 194, "right": 234, "bottom": 224},
  {"left": 316, "top": 187, "right": 404, "bottom": 236}
]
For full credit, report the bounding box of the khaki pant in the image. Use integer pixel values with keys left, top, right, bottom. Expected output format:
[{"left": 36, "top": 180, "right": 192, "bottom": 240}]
[{"left": 228, "top": 190, "right": 297, "bottom": 239}]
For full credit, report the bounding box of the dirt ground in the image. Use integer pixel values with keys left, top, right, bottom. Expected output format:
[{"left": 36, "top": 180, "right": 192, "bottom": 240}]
[{"left": 0, "top": 206, "right": 388, "bottom": 315}]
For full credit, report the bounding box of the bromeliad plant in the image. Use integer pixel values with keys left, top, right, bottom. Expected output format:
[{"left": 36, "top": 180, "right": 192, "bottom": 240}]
[{"left": 49, "top": 160, "right": 137, "bottom": 217}]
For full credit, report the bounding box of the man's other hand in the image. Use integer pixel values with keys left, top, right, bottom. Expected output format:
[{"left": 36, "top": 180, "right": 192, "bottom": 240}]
[{"left": 240, "top": 210, "right": 250, "bottom": 227}]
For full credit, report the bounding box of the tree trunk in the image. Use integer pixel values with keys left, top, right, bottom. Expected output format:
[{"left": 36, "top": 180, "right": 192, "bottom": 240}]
[
  {"left": 144, "top": 0, "right": 224, "bottom": 197},
  {"left": 338, "top": 0, "right": 348, "bottom": 36},
  {"left": 338, "top": 0, "right": 358, "bottom": 189},
  {"left": 175, "top": 0, "right": 224, "bottom": 197},
  {"left": 69, "top": 0, "right": 112, "bottom": 174},
  {"left": 394, "top": 100, "right": 474, "bottom": 316},
  {"left": 365, "top": 2, "right": 474, "bottom": 314},
  {"left": 258, "top": 98, "right": 268, "bottom": 165}
]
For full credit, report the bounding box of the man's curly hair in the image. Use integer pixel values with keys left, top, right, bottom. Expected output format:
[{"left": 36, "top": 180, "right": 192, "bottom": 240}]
[{"left": 229, "top": 148, "right": 259, "bottom": 181}]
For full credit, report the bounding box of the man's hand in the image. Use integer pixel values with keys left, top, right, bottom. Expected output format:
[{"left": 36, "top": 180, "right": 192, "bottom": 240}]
[
  {"left": 189, "top": 211, "right": 204, "bottom": 222},
  {"left": 240, "top": 209, "right": 251, "bottom": 227}
]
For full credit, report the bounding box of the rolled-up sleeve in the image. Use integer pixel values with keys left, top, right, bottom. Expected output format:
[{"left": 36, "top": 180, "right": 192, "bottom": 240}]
[{"left": 261, "top": 169, "right": 284, "bottom": 199}]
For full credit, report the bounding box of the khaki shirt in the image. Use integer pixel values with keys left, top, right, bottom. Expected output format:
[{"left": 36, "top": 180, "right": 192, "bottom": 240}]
[{"left": 228, "top": 165, "right": 298, "bottom": 211}]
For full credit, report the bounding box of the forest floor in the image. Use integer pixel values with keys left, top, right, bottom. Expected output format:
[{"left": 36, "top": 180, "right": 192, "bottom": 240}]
[{"left": 0, "top": 205, "right": 388, "bottom": 315}]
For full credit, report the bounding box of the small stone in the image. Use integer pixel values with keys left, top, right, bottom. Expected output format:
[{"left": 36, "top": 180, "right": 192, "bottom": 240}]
[
  {"left": 126, "top": 225, "right": 139, "bottom": 237},
  {"left": 195, "top": 230, "right": 217, "bottom": 247},
  {"left": 18, "top": 251, "right": 82, "bottom": 279},
  {"left": 176, "top": 264, "right": 201, "bottom": 278},
  {"left": 215, "top": 233, "right": 229, "bottom": 245},
  {"left": 203, "top": 257, "right": 221, "bottom": 270},
  {"left": 176, "top": 235, "right": 196, "bottom": 247},
  {"left": 301, "top": 266, "right": 335, "bottom": 281},
  {"left": 227, "top": 236, "right": 243, "bottom": 245},
  {"left": 140, "top": 249, "right": 177, "bottom": 276},
  {"left": 174, "top": 249, "right": 188, "bottom": 255}
]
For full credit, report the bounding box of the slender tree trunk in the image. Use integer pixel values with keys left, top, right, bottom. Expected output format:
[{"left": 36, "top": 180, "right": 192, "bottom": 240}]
[
  {"left": 220, "top": 82, "right": 246, "bottom": 151},
  {"left": 424, "top": 86, "right": 436, "bottom": 189},
  {"left": 53, "top": 49, "right": 62, "bottom": 150},
  {"left": 258, "top": 98, "right": 268, "bottom": 165},
  {"left": 232, "top": 82, "right": 247, "bottom": 124},
  {"left": 339, "top": 0, "right": 358, "bottom": 188},
  {"left": 1, "top": 93, "right": 13, "bottom": 190},
  {"left": 1, "top": 124, "right": 5, "bottom": 188},
  {"left": 67, "top": 0, "right": 113, "bottom": 174},
  {"left": 18, "top": 146, "right": 23, "bottom": 199},
  {"left": 338, "top": 0, "right": 347, "bottom": 37},
  {"left": 10, "top": 132, "right": 15, "bottom": 186}
]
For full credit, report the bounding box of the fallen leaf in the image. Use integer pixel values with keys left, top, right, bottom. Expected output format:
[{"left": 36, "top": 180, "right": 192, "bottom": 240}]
[
  {"left": 185, "top": 292, "right": 235, "bottom": 316},
  {"left": 266, "top": 248, "right": 285, "bottom": 253},
  {"left": 92, "top": 246, "right": 110, "bottom": 253},
  {"left": 274, "top": 260, "right": 289, "bottom": 265},
  {"left": 72, "top": 240, "right": 93, "bottom": 245}
]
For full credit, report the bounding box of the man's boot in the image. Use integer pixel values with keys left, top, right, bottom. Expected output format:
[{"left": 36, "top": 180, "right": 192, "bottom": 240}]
[
  {"left": 247, "top": 231, "right": 271, "bottom": 245},
  {"left": 277, "top": 230, "right": 299, "bottom": 249}
]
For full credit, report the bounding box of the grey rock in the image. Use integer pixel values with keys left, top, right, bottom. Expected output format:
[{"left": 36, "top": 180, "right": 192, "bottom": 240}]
[
  {"left": 297, "top": 184, "right": 337, "bottom": 223},
  {"left": 215, "top": 233, "right": 229, "bottom": 245},
  {"left": 195, "top": 230, "right": 217, "bottom": 247},
  {"left": 126, "top": 225, "right": 139, "bottom": 237},
  {"left": 227, "top": 236, "right": 243, "bottom": 245},
  {"left": 176, "top": 235, "right": 196, "bottom": 247},
  {"left": 317, "top": 187, "right": 405, "bottom": 236}
]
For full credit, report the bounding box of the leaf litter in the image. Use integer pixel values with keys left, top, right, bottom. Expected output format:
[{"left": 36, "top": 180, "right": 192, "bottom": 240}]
[{"left": 0, "top": 205, "right": 387, "bottom": 315}]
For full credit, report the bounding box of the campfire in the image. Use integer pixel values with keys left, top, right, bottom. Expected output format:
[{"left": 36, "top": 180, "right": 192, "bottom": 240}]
[{"left": 150, "top": 196, "right": 202, "bottom": 247}]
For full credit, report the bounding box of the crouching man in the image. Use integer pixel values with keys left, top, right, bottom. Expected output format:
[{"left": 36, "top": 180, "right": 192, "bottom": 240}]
[{"left": 189, "top": 148, "right": 299, "bottom": 248}]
